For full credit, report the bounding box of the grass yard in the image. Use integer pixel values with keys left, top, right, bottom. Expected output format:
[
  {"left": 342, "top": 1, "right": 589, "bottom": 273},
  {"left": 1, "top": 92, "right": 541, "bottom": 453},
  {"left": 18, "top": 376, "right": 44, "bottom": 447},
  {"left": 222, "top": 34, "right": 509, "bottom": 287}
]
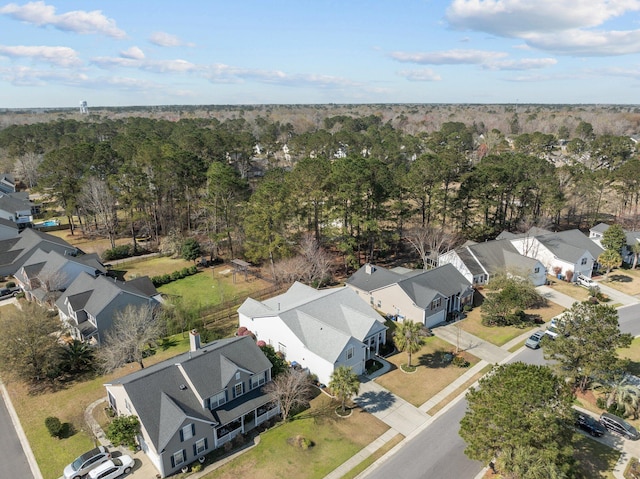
[
  {"left": 546, "top": 277, "right": 591, "bottom": 302},
  {"left": 201, "top": 394, "right": 389, "bottom": 479},
  {"left": 113, "top": 255, "right": 194, "bottom": 279},
  {"left": 158, "top": 269, "right": 273, "bottom": 309},
  {"left": 375, "top": 336, "right": 480, "bottom": 407},
  {"left": 458, "top": 301, "right": 565, "bottom": 346},
  {"left": 602, "top": 268, "right": 640, "bottom": 296},
  {"left": 618, "top": 337, "right": 640, "bottom": 376},
  {"left": 573, "top": 434, "right": 621, "bottom": 479},
  {"left": 5, "top": 334, "right": 191, "bottom": 479},
  {"left": 46, "top": 229, "right": 132, "bottom": 256}
]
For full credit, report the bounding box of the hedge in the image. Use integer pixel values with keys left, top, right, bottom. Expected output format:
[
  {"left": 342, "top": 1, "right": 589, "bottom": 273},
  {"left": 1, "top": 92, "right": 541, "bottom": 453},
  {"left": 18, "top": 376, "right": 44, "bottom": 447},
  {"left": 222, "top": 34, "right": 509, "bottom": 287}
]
[{"left": 151, "top": 266, "right": 198, "bottom": 286}]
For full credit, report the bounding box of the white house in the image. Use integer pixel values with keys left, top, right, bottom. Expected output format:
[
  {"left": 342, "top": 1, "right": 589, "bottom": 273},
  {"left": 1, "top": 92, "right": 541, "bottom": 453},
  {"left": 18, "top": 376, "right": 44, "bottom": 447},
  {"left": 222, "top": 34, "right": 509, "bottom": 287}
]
[
  {"left": 237, "top": 282, "right": 387, "bottom": 385},
  {"left": 438, "top": 238, "right": 547, "bottom": 286},
  {"left": 506, "top": 228, "right": 603, "bottom": 280},
  {"left": 590, "top": 223, "right": 640, "bottom": 264}
]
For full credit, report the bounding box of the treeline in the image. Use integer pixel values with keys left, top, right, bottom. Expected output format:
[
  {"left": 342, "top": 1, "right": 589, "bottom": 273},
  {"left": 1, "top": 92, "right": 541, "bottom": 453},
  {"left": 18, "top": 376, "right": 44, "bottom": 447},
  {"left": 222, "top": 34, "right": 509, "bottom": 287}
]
[{"left": 0, "top": 114, "right": 638, "bottom": 269}]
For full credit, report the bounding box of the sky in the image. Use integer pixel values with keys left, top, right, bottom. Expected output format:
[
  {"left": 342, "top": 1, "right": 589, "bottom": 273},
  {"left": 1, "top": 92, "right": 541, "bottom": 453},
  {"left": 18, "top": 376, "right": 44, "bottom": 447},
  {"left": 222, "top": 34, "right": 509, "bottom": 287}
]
[{"left": 1, "top": 0, "right": 640, "bottom": 108}]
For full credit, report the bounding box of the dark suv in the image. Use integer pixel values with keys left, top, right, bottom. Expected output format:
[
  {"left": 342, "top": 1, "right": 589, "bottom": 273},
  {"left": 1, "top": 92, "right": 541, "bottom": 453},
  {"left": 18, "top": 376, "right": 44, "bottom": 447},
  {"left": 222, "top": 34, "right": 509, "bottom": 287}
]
[
  {"left": 575, "top": 412, "right": 605, "bottom": 437},
  {"left": 0, "top": 286, "right": 20, "bottom": 300},
  {"left": 599, "top": 412, "right": 640, "bottom": 440}
]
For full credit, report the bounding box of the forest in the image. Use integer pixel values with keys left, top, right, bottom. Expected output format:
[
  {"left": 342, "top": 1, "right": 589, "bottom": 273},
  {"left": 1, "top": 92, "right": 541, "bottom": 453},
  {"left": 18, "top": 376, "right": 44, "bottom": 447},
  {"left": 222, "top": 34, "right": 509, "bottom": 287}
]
[{"left": 0, "top": 103, "right": 639, "bottom": 273}]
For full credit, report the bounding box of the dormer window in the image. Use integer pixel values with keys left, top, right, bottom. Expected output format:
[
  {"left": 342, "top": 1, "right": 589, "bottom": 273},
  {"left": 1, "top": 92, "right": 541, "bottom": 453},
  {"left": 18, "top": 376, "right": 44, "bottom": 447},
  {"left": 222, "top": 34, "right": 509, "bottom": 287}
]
[
  {"left": 251, "top": 372, "right": 266, "bottom": 389},
  {"left": 210, "top": 390, "right": 227, "bottom": 408},
  {"left": 234, "top": 382, "right": 244, "bottom": 398}
]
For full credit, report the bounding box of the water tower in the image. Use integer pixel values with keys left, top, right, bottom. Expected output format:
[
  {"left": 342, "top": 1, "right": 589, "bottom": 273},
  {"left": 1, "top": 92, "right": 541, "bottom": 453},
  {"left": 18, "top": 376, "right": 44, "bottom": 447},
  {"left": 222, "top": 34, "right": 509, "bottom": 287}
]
[{"left": 79, "top": 100, "right": 88, "bottom": 114}]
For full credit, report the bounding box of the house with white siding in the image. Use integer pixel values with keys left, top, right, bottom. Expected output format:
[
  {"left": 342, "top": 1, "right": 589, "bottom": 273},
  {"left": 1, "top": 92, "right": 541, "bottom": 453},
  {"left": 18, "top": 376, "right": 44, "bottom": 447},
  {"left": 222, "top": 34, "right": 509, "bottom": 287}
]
[{"left": 238, "top": 282, "right": 387, "bottom": 385}]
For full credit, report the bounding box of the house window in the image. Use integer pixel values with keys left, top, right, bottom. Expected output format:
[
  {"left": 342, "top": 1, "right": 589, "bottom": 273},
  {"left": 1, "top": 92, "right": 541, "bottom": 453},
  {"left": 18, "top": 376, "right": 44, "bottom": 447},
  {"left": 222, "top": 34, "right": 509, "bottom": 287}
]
[
  {"left": 377, "top": 300, "right": 382, "bottom": 308},
  {"left": 581, "top": 258, "right": 588, "bottom": 265},
  {"left": 370, "top": 296, "right": 374, "bottom": 305},
  {"left": 278, "top": 343, "right": 287, "bottom": 356},
  {"left": 234, "top": 382, "right": 244, "bottom": 398},
  {"left": 431, "top": 298, "right": 441, "bottom": 310},
  {"left": 125, "top": 398, "right": 132, "bottom": 413},
  {"left": 210, "top": 391, "right": 226, "bottom": 408},
  {"left": 251, "top": 372, "right": 266, "bottom": 389},
  {"left": 180, "top": 424, "right": 195, "bottom": 442},
  {"left": 346, "top": 346, "right": 355, "bottom": 360},
  {"left": 534, "top": 267, "right": 540, "bottom": 273},
  {"left": 194, "top": 438, "right": 208, "bottom": 456},
  {"left": 235, "top": 372, "right": 241, "bottom": 380},
  {"left": 172, "top": 450, "right": 186, "bottom": 467}
]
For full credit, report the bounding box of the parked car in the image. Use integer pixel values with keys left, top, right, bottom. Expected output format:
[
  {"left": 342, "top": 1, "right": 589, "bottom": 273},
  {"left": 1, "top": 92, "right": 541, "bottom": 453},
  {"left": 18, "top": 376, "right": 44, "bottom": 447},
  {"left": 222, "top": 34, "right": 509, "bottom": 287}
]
[
  {"left": 525, "top": 331, "right": 545, "bottom": 349},
  {"left": 545, "top": 325, "right": 559, "bottom": 340},
  {"left": 0, "top": 286, "right": 20, "bottom": 300},
  {"left": 63, "top": 446, "right": 111, "bottom": 479},
  {"left": 576, "top": 274, "right": 597, "bottom": 288},
  {"left": 575, "top": 412, "right": 605, "bottom": 437},
  {"left": 599, "top": 412, "right": 640, "bottom": 440},
  {"left": 88, "top": 455, "right": 134, "bottom": 479}
]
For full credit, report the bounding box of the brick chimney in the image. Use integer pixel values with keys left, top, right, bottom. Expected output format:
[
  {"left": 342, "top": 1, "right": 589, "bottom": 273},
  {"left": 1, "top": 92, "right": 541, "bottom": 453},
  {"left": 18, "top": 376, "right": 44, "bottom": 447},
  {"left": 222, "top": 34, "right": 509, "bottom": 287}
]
[{"left": 189, "top": 329, "right": 201, "bottom": 352}]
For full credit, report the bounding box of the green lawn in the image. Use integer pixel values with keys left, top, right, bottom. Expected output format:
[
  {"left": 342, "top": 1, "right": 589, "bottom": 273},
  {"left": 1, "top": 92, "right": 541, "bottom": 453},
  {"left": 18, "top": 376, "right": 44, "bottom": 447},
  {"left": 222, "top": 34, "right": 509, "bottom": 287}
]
[
  {"left": 201, "top": 394, "right": 389, "bottom": 479},
  {"left": 573, "top": 434, "right": 620, "bottom": 479},
  {"left": 5, "top": 334, "right": 191, "bottom": 479}
]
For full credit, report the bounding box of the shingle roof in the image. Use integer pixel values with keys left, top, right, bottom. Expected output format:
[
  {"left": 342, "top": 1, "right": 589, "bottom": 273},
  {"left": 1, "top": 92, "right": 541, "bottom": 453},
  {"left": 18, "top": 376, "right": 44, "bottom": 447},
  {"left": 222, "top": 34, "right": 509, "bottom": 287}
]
[
  {"left": 536, "top": 229, "right": 603, "bottom": 262},
  {"left": 240, "top": 283, "right": 387, "bottom": 364},
  {"left": 107, "top": 336, "right": 272, "bottom": 451},
  {"left": 0, "top": 228, "right": 78, "bottom": 274},
  {"left": 346, "top": 264, "right": 404, "bottom": 292}
]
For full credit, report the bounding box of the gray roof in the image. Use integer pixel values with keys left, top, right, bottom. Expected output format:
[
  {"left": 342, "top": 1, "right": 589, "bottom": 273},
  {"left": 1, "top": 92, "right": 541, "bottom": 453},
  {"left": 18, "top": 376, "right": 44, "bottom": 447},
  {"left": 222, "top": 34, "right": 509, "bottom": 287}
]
[
  {"left": 590, "top": 223, "right": 640, "bottom": 244},
  {"left": 497, "top": 226, "right": 553, "bottom": 240},
  {"left": 346, "top": 264, "right": 405, "bottom": 292},
  {"left": 0, "top": 228, "right": 78, "bottom": 275},
  {"left": 536, "top": 229, "right": 603, "bottom": 262},
  {"left": 395, "top": 264, "right": 471, "bottom": 309},
  {"left": 239, "top": 282, "right": 387, "bottom": 364},
  {"left": 0, "top": 192, "right": 33, "bottom": 214},
  {"left": 0, "top": 217, "right": 19, "bottom": 230},
  {"left": 590, "top": 223, "right": 610, "bottom": 234},
  {"left": 107, "top": 336, "right": 272, "bottom": 451},
  {"left": 15, "top": 249, "right": 106, "bottom": 286},
  {"left": 56, "top": 273, "right": 159, "bottom": 335},
  {"left": 462, "top": 239, "right": 539, "bottom": 276}
]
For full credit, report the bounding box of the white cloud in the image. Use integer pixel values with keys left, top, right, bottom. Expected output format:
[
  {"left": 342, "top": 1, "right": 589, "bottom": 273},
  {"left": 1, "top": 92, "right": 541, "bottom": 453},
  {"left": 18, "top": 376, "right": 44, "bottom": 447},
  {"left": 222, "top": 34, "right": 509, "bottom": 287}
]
[
  {"left": 0, "top": 1, "right": 126, "bottom": 38},
  {"left": 445, "top": 0, "right": 640, "bottom": 56},
  {"left": 0, "top": 64, "right": 83, "bottom": 85},
  {"left": 92, "top": 55, "right": 198, "bottom": 73},
  {"left": 398, "top": 69, "right": 442, "bottom": 81},
  {"left": 446, "top": 0, "right": 640, "bottom": 36},
  {"left": 120, "top": 46, "right": 145, "bottom": 60},
  {"left": 390, "top": 49, "right": 507, "bottom": 64},
  {"left": 486, "top": 57, "right": 557, "bottom": 70},
  {"left": 149, "top": 31, "right": 194, "bottom": 47},
  {"left": 0, "top": 44, "right": 81, "bottom": 66}
]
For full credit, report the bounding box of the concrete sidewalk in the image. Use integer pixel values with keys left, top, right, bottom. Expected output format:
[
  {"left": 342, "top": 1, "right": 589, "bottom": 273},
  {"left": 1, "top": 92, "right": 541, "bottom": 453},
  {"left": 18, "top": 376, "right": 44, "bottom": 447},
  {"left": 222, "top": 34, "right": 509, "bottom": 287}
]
[
  {"left": 536, "top": 285, "right": 578, "bottom": 308},
  {"left": 432, "top": 323, "right": 509, "bottom": 364}
]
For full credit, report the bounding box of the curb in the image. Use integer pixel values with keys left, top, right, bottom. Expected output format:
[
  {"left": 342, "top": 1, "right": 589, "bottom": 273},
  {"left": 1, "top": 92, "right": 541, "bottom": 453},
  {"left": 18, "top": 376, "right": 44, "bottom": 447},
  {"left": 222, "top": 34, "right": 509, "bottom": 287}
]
[{"left": 0, "top": 379, "right": 43, "bottom": 479}]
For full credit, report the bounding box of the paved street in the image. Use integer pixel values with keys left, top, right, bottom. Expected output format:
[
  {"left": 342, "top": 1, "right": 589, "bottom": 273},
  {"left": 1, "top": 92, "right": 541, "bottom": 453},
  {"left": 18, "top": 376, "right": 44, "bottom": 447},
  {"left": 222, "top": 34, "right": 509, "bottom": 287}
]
[{"left": 0, "top": 385, "right": 34, "bottom": 479}]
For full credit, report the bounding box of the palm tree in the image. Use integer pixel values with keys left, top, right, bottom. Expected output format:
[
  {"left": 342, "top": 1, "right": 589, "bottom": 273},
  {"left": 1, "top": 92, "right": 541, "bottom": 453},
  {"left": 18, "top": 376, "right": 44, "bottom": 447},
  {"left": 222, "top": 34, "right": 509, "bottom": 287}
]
[
  {"left": 329, "top": 366, "right": 360, "bottom": 413},
  {"left": 598, "top": 248, "right": 622, "bottom": 281},
  {"left": 495, "top": 445, "right": 565, "bottom": 479},
  {"left": 594, "top": 375, "right": 640, "bottom": 419},
  {"left": 60, "top": 339, "right": 95, "bottom": 373},
  {"left": 394, "top": 320, "right": 423, "bottom": 368}
]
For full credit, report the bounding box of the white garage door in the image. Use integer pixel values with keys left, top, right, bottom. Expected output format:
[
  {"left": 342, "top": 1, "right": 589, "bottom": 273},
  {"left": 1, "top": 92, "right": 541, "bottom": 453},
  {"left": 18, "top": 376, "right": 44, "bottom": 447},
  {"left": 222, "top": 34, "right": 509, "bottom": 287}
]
[{"left": 425, "top": 310, "right": 446, "bottom": 328}]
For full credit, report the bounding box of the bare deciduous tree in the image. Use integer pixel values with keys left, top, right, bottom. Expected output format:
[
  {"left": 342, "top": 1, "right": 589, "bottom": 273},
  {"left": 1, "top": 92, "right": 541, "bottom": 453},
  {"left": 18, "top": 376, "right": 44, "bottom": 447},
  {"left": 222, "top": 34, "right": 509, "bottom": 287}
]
[
  {"left": 79, "top": 177, "right": 119, "bottom": 248},
  {"left": 97, "top": 304, "right": 163, "bottom": 373},
  {"left": 13, "top": 151, "right": 42, "bottom": 188},
  {"left": 273, "top": 235, "right": 334, "bottom": 288},
  {"left": 35, "top": 269, "right": 68, "bottom": 306},
  {"left": 405, "top": 225, "right": 458, "bottom": 269},
  {"left": 263, "top": 368, "right": 313, "bottom": 421}
]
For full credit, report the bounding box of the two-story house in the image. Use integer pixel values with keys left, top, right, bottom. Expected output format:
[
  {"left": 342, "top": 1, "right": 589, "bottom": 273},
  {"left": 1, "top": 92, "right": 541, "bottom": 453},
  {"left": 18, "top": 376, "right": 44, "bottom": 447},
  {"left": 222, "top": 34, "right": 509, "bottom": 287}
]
[
  {"left": 0, "top": 228, "right": 80, "bottom": 277},
  {"left": 346, "top": 263, "right": 473, "bottom": 328},
  {"left": 13, "top": 249, "right": 106, "bottom": 305},
  {"left": 55, "top": 272, "right": 161, "bottom": 344},
  {"left": 105, "top": 333, "right": 279, "bottom": 478},
  {"left": 238, "top": 282, "right": 387, "bottom": 385},
  {"left": 590, "top": 223, "right": 640, "bottom": 264},
  {"left": 0, "top": 191, "right": 38, "bottom": 226}
]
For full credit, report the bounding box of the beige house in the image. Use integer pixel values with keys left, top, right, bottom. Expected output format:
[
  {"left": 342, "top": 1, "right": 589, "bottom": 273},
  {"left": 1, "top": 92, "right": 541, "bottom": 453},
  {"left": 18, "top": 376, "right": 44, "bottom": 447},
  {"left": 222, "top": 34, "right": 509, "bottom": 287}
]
[{"left": 346, "top": 263, "right": 473, "bottom": 328}]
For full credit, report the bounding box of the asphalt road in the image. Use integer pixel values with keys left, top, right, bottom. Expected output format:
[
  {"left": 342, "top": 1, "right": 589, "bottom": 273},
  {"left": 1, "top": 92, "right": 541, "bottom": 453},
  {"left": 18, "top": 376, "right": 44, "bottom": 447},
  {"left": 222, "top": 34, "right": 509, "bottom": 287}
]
[
  {"left": 364, "top": 302, "right": 640, "bottom": 479},
  {"left": 0, "top": 390, "right": 33, "bottom": 479}
]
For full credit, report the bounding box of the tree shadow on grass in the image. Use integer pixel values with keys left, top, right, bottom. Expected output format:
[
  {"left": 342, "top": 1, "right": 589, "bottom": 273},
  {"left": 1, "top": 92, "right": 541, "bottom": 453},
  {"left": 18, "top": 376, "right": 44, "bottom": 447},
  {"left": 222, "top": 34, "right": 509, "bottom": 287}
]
[
  {"left": 353, "top": 390, "right": 396, "bottom": 413},
  {"left": 609, "top": 274, "right": 632, "bottom": 283},
  {"left": 159, "top": 337, "right": 178, "bottom": 350},
  {"left": 417, "top": 350, "right": 452, "bottom": 369}
]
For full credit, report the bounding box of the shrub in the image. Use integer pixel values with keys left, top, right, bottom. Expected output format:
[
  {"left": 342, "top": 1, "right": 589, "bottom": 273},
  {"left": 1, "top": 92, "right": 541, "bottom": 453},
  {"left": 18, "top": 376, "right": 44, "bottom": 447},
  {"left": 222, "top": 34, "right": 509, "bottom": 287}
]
[
  {"left": 192, "top": 463, "right": 203, "bottom": 472},
  {"left": 596, "top": 397, "right": 607, "bottom": 409},
  {"left": 452, "top": 355, "right": 470, "bottom": 368},
  {"left": 45, "top": 416, "right": 62, "bottom": 438},
  {"left": 102, "top": 244, "right": 131, "bottom": 261},
  {"left": 6, "top": 281, "right": 16, "bottom": 288}
]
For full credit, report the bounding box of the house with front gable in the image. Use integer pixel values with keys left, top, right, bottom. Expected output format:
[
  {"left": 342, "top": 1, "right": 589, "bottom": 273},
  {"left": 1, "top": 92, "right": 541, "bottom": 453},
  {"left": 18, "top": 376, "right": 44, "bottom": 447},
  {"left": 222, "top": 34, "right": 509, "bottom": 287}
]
[
  {"left": 0, "top": 191, "right": 38, "bottom": 226},
  {"left": 55, "top": 272, "right": 161, "bottom": 344},
  {"left": 438, "top": 238, "right": 547, "bottom": 286},
  {"left": 346, "top": 263, "right": 473, "bottom": 328},
  {"left": 0, "top": 227, "right": 80, "bottom": 277},
  {"left": 0, "top": 173, "right": 16, "bottom": 194},
  {"left": 504, "top": 228, "right": 603, "bottom": 280},
  {"left": 13, "top": 249, "right": 106, "bottom": 305},
  {"left": 238, "top": 282, "right": 387, "bottom": 385},
  {"left": 590, "top": 223, "right": 640, "bottom": 264},
  {"left": 105, "top": 333, "right": 279, "bottom": 478}
]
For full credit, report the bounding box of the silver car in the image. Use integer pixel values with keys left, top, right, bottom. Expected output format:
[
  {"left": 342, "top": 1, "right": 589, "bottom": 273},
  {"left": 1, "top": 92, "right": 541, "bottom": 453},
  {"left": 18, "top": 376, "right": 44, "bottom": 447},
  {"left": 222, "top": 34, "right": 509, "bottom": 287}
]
[
  {"left": 525, "top": 331, "right": 545, "bottom": 349},
  {"left": 63, "top": 446, "right": 111, "bottom": 479}
]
